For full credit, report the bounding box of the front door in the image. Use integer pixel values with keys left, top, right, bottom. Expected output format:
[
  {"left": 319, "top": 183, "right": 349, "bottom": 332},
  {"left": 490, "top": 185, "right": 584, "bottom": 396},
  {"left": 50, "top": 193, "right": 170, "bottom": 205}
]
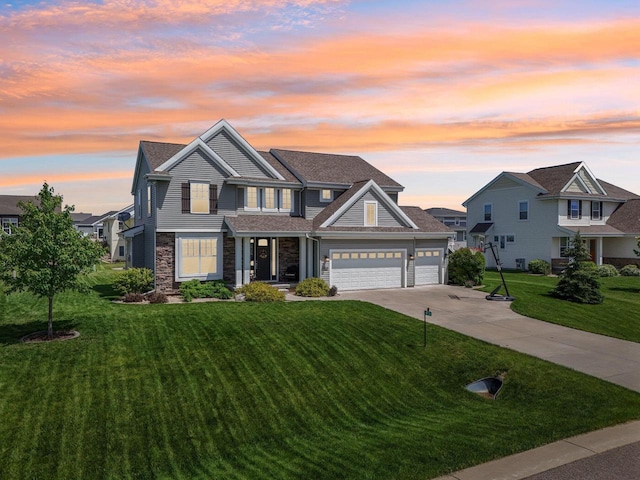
[{"left": 255, "top": 238, "right": 271, "bottom": 281}]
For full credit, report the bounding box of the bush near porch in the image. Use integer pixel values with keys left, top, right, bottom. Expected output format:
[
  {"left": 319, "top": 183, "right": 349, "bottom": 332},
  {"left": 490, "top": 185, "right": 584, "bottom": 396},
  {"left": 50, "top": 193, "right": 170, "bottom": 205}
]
[{"left": 1, "top": 264, "right": 639, "bottom": 480}]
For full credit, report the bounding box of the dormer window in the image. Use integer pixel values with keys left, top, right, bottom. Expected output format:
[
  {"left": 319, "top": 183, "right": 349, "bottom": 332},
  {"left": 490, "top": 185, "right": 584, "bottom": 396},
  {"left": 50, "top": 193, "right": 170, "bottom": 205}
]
[
  {"left": 320, "top": 189, "right": 333, "bottom": 202},
  {"left": 364, "top": 201, "right": 378, "bottom": 226}
]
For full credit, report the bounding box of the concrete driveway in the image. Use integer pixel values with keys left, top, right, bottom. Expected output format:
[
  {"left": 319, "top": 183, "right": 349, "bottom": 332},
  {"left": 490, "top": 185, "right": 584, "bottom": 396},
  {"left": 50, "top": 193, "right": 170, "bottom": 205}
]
[{"left": 337, "top": 284, "right": 640, "bottom": 393}]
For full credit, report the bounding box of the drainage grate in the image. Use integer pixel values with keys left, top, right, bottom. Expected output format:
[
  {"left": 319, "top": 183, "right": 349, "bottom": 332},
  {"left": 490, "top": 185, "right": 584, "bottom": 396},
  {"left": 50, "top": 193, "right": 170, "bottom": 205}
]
[{"left": 448, "top": 294, "right": 460, "bottom": 300}]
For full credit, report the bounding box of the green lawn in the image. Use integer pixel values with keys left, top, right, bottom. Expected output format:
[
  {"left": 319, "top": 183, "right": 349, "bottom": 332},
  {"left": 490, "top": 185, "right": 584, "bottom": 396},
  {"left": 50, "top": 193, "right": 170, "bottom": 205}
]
[
  {"left": 1, "top": 265, "right": 639, "bottom": 480},
  {"left": 482, "top": 271, "right": 640, "bottom": 342}
]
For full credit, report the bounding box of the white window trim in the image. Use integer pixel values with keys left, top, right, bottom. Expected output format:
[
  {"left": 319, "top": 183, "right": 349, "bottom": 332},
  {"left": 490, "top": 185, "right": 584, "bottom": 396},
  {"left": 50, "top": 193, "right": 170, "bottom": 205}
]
[
  {"left": 244, "top": 186, "right": 260, "bottom": 212},
  {"left": 175, "top": 233, "right": 223, "bottom": 282},
  {"left": 262, "top": 187, "right": 278, "bottom": 212},
  {"left": 591, "top": 201, "right": 602, "bottom": 221},
  {"left": 569, "top": 199, "right": 581, "bottom": 220},
  {"left": 518, "top": 200, "right": 529, "bottom": 221},
  {"left": 190, "top": 181, "right": 210, "bottom": 214},
  {"left": 320, "top": 189, "right": 333, "bottom": 203},
  {"left": 483, "top": 203, "right": 493, "bottom": 222},
  {"left": 364, "top": 201, "right": 378, "bottom": 227},
  {"left": 279, "top": 189, "right": 292, "bottom": 213},
  {"left": 147, "top": 184, "right": 152, "bottom": 217}
]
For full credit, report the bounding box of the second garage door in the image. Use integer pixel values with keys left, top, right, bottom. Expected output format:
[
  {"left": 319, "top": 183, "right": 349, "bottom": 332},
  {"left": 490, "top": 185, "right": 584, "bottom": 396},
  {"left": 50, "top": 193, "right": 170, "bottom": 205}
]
[
  {"left": 414, "top": 249, "right": 442, "bottom": 285},
  {"left": 330, "top": 250, "right": 404, "bottom": 291}
]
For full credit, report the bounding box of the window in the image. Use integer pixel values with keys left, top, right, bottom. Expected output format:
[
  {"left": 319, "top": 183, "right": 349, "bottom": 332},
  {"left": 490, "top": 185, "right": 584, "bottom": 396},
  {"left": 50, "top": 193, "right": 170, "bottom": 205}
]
[
  {"left": 364, "top": 201, "right": 378, "bottom": 226},
  {"left": 147, "top": 185, "right": 152, "bottom": 217},
  {"left": 263, "top": 188, "right": 276, "bottom": 210},
  {"left": 118, "top": 246, "right": 125, "bottom": 257},
  {"left": 2, "top": 218, "right": 18, "bottom": 235},
  {"left": 136, "top": 190, "right": 142, "bottom": 219},
  {"left": 246, "top": 187, "right": 258, "bottom": 209},
  {"left": 190, "top": 182, "right": 209, "bottom": 214},
  {"left": 180, "top": 237, "right": 218, "bottom": 277},
  {"left": 519, "top": 201, "right": 529, "bottom": 220},
  {"left": 280, "top": 189, "right": 292, "bottom": 211},
  {"left": 483, "top": 204, "right": 492, "bottom": 221},
  {"left": 320, "top": 189, "right": 332, "bottom": 202},
  {"left": 560, "top": 237, "right": 571, "bottom": 257},
  {"left": 591, "top": 201, "right": 602, "bottom": 220},
  {"left": 568, "top": 199, "right": 582, "bottom": 219}
]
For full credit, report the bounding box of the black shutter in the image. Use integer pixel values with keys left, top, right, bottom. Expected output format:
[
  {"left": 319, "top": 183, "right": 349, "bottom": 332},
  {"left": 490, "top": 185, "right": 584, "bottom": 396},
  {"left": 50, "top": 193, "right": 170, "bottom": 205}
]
[
  {"left": 210, "top": 184, "right": 218, "bottom": 214},
  {"left": 567, "top": 200, "right": 571, "bottom": 219},
  {"left": 579, "top": 200, "right": 582, "bottom": 219},
  {"left": 182, "top": 183, "right": 190, "bottom": 213}
]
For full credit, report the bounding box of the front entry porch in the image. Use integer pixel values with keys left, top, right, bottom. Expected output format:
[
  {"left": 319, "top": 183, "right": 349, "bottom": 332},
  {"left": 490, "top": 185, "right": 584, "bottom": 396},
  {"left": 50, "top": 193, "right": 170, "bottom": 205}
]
[{"left": 231, "top": 236, "right": 309, "bottom": 288}]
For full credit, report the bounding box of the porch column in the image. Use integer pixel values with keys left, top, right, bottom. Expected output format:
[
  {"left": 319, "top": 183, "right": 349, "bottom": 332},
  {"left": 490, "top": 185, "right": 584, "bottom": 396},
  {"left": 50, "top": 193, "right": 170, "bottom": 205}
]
[
  {"left": 235, "top": 237, "right": 242, "bottom": 288},
  {"left": 597, "top": 237, "right": 603, "bottom": 265},
  {"left": 299, "top": 236, "right": 307, "bottom": 281},
  {"left": 243, "top": 237, "right": 251, "bottom": 284}
]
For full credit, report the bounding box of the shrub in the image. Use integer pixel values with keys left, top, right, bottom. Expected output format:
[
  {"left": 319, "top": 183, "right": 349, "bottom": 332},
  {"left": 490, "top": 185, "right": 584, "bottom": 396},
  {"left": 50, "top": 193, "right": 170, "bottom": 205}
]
[
  {"left": 180, "top": 279, "right": 233, "bottom": 302},
  {"left": 597, "top": 264, "right": 619, "bottom": 277},
  {"left": 552, "top": 232, "right": 603, "bottom": 304},
  {"left": 328, "top": 285, "right": 338, "bottom": 297},
  {"left": 122, "top": 292, "right": 145, "bottom": 303},
  {"left": 146, "top": 291, "right": 168, "bottom": 304},
  {"left": 113, "top": 268, "right": 154, "bottom": 295},
  {"left": 448, "top": 248, "right": 485, "bottom": 286},
  {"left": 620, "top": 264, "right": 640, "bottom": 276},
  {"left": 236, "top": 281, "right": 285, "bottom": 302},
  {"left": 295, "top": 277, "right": 330, "bottom": 297},
  {"left": 528, "top": 259, "right": 551, "bottom": 275}
]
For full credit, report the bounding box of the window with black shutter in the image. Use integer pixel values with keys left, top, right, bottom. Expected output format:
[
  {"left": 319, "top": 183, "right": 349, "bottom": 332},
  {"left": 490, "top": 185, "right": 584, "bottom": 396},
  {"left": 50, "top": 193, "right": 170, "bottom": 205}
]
[
  {"left": 210, "top": 185, "right": 218, "bottom": 214},
  {"left": 182, "top": 183, "right": 190, "bottom": 213}
]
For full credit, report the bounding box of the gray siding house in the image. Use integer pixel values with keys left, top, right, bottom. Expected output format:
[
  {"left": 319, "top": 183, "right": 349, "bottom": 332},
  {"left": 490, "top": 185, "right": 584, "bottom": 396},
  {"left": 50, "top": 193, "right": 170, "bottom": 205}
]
[
  {"left": 0, "top": 195, "right": 38, "bottom": 235},
  {"left": 425, "top": 207, "right": 467, "bottom": 248},
  {"left": 464, "top": 162, "right": 640, "bottom": 271},
  {"left": 128, "top": 120, "right": 453, "bottom": 293}
]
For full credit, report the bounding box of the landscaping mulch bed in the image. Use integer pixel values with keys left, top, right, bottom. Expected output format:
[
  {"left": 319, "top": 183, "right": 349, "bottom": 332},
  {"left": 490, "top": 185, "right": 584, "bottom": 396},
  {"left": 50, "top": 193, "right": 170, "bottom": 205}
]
[{"left": 21, "top": 330, "right": 80, "bottom": 343}]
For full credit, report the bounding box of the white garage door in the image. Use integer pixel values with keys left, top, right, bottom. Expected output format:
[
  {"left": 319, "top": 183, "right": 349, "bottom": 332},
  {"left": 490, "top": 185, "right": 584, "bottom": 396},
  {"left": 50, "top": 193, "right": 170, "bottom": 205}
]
[
  {"left": 414, "top": 249, "right": 442, "bottom": 285},
  {"left": 330, "top": 250, "right": 404, "bottom": 291}
]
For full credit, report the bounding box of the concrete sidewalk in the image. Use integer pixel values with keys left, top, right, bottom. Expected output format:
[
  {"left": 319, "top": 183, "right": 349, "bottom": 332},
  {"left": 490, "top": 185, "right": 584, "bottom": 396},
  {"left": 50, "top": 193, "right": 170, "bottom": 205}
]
[
  {"left": 337, "top": 284, "right": 640, "bottom": 393},
  {"left": 432, "top": 421, "right": 640, "bottom": 480}
]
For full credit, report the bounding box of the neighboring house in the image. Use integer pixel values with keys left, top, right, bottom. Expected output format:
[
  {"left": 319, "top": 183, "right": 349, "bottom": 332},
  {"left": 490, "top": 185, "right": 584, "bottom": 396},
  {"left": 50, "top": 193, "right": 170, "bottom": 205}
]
[
  {"left": 463, "top": 162, "right": 640, "bottom": 271},
  {"left": 71, "top": 212, "right": 93, "bottom": 228},
  {"left": 75, "top": 212, "right": 116, "bottom": 240},
  {"left": 104, "top": 205, "right": 135, "bottom": 261},
  {"left": 0, "top": 195, "right": 38, "bottom": 235},
  {"left": 127, "top": 119, "right": 453, "bottom": 293},
  {"left": 425, "top": 207, "right": 467, "bottom": 248}
]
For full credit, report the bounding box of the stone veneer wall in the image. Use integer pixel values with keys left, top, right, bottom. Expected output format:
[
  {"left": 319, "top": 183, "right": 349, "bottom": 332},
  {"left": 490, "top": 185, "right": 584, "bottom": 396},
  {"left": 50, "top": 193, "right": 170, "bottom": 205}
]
[
  {"left": 223, "top": 236, "right": 235, "bottom": 284},
  {"left": 602, "top": 257, "right": 640, "bottom": 268},
  {"left": 278, "top": 237, "right": 299, "bottom": 280},
  {"left": 156, "top": 233, "right": 179, "bottom": 293}
]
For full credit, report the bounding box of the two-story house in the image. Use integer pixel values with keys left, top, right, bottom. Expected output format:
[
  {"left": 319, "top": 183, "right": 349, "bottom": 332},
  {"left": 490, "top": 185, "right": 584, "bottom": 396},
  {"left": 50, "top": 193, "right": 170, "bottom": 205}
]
[
  {"left": 464, "top": 162, "right": 640, "bottom": 271},
  {"left": 0, "top": 195, "right": 38, "bottom": 235},
  {"left": 126, "top": 120, "right": 453, "bottom": 293},
  {"left": 104, "top": 205, "right": 134, "bottom": 261},
  {"left": 425, "top": 207, "right": 467, "bottom": 248}
]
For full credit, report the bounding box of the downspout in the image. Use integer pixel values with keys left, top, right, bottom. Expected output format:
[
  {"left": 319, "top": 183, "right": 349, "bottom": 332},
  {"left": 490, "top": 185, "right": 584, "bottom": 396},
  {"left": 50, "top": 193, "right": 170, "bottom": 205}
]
[{"left": 306, "top": 233, "right": 320, "bottom": 277}]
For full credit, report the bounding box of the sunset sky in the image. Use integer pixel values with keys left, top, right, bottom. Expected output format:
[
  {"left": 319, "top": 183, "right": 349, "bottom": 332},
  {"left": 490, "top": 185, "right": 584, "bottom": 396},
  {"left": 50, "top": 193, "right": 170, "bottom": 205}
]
[{"left": 2, "top": 0, "right": 640, "bottom": 214}]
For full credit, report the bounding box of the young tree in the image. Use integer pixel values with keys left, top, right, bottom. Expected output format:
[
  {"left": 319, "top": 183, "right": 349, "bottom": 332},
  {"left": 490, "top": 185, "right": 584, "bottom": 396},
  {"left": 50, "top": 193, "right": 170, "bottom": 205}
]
[
  {"left": 552, "top": 231, "right": 603, "bottom": 304},
  {"left": 0, "top": 183, "right": 104, "bottom": 338},
  {"left": 634, "top": 236, "right": 640, "bottom": 257}
]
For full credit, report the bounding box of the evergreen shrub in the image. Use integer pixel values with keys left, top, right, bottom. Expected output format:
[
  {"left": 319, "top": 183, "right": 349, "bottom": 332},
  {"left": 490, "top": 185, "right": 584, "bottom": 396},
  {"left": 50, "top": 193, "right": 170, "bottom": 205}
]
[
  {"left": 236, "top": 282, "right": 285, "bottom": 302},
  {"left": 528, "top": 259, "right": 551, "bottom": 275},
  {"left": 620, "top": 265, "right": 640, "bottom": 277},
  {"left": 448, "top": 248, "right": 485, "bottom": 286},
  {"left": 295, "top": 277, "right": 330, "bottom": 297},
  {"left": 113, "top": 268, "right": 154, "bottom": 295}
]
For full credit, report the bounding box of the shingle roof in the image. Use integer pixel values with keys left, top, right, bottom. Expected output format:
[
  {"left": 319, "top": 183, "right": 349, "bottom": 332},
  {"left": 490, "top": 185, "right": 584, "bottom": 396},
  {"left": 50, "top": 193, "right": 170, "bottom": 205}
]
[
  {"left": 271, "top": 149, "right": 402, "bottom": 188},
  {"left": 561, "top": 225, "right": 624, "bottom": 235},
  {"left": 0, "top": 195, "right": 38, "bottom": 215},
  {"left": 140, "top": 141, "right": 186, "bottom": 171},
  {"left": 257, "top": 151, "right": 300, "bottom": 184},
  {"left": 425, "top": 207, "right": 466, "bottom": 217},
  {"left": 469, "top": 222, "right": 493, "bottom": 234},
  {"left": 526, "top": 162, "right": 581, "bottom": 195},
  {"left": 77, "top": 211, "right": 116, "bottom": 226},
  {"left": 607, "top": 199, "right": 640, "bottom": 233},
  {"left": 224, "top": 215, "right": 312, "bottom": 234},
  {"left": 403, "top": 207, "right": 454, "bottom": 232},
  {"left": 311, "top": 180, "right": 370, "bottom": 229}
]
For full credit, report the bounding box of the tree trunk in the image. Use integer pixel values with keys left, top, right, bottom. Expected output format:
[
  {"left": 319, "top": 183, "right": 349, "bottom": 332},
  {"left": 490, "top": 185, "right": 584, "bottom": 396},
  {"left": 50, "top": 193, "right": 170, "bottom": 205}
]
[{"left": 48, "top": 296, "right": 53, "bottom": 339}]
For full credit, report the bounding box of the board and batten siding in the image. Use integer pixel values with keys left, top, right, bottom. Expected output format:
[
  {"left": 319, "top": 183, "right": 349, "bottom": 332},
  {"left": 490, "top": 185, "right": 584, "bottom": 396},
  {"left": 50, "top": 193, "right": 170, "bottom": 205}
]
[
  {"left": 156, "top": 149, "right": 235, "bottom": 231},
  {"left": 332, "top": 191, "right": 406, "bottom": 227},
  {"left": 207, "top": 130, "right": 272, "bottom": 179}
]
